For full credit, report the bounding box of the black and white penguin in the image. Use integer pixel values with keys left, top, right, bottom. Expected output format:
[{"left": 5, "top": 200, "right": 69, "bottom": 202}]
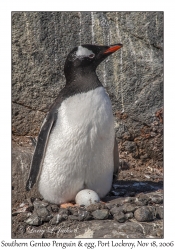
[{"left": 26, "top": 44, "right": 122, "bottom": 204}]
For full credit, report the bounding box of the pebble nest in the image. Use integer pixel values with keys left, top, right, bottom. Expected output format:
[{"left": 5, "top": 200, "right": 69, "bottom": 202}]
[{"left": 12, "top": 180, "right": 163, "bottom": 238}]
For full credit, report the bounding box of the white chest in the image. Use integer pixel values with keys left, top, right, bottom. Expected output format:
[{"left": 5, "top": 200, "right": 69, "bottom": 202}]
[
  {"left": 58, "top": 86, "right": 113, "bottom": 134},
  {"left": 39, "top": 86, "right": 115, "bottom": 203}
]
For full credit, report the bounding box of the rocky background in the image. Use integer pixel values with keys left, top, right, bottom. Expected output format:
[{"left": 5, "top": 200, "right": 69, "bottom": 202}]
[{"left": 12, "top": 12, "right": 163, "bottom": 238}]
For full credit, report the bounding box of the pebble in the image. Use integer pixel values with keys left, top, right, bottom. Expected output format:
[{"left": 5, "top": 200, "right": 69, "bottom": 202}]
[
  {"left": 110, "top": 206, "right": 123, "bottom": 215},
  {"left": 68, "top": 215, "right": 80, "bottom": 221},
  {"left": 25, "top": 213, "right": 42, "bottom": 226},
  {"left": 134, "top": 206, "right": 155, "bottom": 222},
  {"left": 78, "top": 209, "right": 91, "bottom": 221},
  {"left": 12, "top": 202, "right": 34, "bottom": 215},
  {"left": 155, "top": 206, "right": 163, "bottom": 219},
  {"left": 156, "top": 228, "right": 163, "bottom": 237},
  {"left": 36, "top": 207, "right": 52, "bottom": 222},
  {"left": 122, "top": 203, "right": 136, "bottom": 213},
  {"left": 50, "top": 213, "right": 66, "bottom": 225},
  {"left": 68, "top": 209, "right": 91, "bottom": 221},
  {"left": 91, "top": 209, "right": 109, "bottom": 220},
  {"left": 140, "top": 154, "right": 148, "bottom": 159},
  {"left": 113, "top": 211, "right": 126, "bottom": 223},
  {"left": 51, "top": 204, "right": 59, "bottom": 213},
  {"left": 123, "top": 197, "right": 136, "bottom": 204},
  {"left": 104, "top": 203, "right": 114, "bottom": 210},
  {"left": 59, "top": 208, "right": 70, "bottom": 216},
  {"left": 33, "top": 199, "right": 49, "bottom": 209},
  {"left": 135, "top": 193, "right": 150, "bottom": 206},
  {"left": 68, "top": 207, "right": 78, "bottom": 215},
  {"left": 16, "top": 212, "right": 31, "bottom": 222},
  {"left": 15, "top": 189, "right": 163, "bottom": 232},
  {"left": 144, "top": 174, "right": 151, "bottom": 179},
  {"left": 86, "top": 203, "right": 105, "bottom": 212},
  {"left": 149, "top": 195, "right": 163, "bottom": 204},
  {"left": 125, "top": 212, "right": 134, "bottom": 219},
  {"left": 57, "top": 208, "right": 69, "bottom": 220}
]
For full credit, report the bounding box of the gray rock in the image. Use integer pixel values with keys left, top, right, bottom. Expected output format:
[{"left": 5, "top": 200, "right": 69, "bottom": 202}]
[
  {"left": 156, "top": 228, "right": 163, "bottom": 238},
  {"left": 51, "top": 204, "right": 59, "bottom": 213},
  {"left": 110, "top": 206, "right": 123, "bottom": 215},
  {"left": 78, "top": 209, "right": 91, "bottom": 221},
  {"left": 12, "top": 204, "right": 33, "bottom": 216},
  {"left": 155, "top": 206, "right": 163, "bottom": 219},
  {"left": 134, "top": 206, "right": 155, "bottom": 222},
  {"left": 59, "top": 208, "right": 70, "bottom": 216},
  {"left": 15, "top": 212, "right": 32, "bottom": 222},
  {"left": 25, "top": 201, "right": 34, "bottom": 212},
  {"left": 149, "top": 194, "right": 163, "bottom": 204},
  {"left": 36, "top": 207, "right": 49, "bottom": 217},
  {"left": 68, "top": 206, "right": 93, "bottom": 222},
  {"left": 86, "top": 203, "right": 106, "bottom": 212},
  {"left": 35, "top": 207, "right": 52, "bottom": 222},
  {"left": 31, "top": 199, "right": 53, "bottom": 222},
  {"left": 25, "top": 213, "right": 42, "bottom": 226},
  {"left": 68, "top": 215, "right": 81, "bottom": 221},
  {"left": 104, "top": 197, "right": 128, "bottom": 206},
  {"left": 113, "top": 211, "right": 126, "bottom": 223},
  {"left": 123, "top": 197, "right": 136, "bottom": 204},
  {"left": 17, "top": 200, "right": 34, "bottom": 213},
  {"left": 122, "top": 203, "right": 137, "bottom": 213},
  {"left": 50, "top": 208, "right": 69, "bottom": 223},
  {"left": 135, "top": 193, "right": 150, "bottom": 206},
  {"left": 125, "top": 212, "right": 134, "bottom": 219},
  {"left": 140, "top": 154, "right": 148, "bottom": 159},
  {"left": 110, "top": 202, "right": 136, "bottom": 216},
  {"left": 117, "top": 221, "right": 144, "bottom": 235},
  {"left": 91, "top": 209, "right": 109, "bottom": 220},
  {"left": 68, "top": 207, "right": 79, "bottom": 216},
  {"left": 33, "top": 199, "right": 49, "bottom": 209},
  {"left": 103, "top": 202, "right": 114, "bottom": 210},
  {"left": 50, "top": 213, "right": 66, "bottom": 225},
  {"left": 67, "top": 206, "right": 86, "bottom": 221}
]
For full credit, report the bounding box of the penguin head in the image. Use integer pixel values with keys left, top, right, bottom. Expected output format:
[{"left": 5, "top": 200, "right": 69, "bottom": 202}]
[{"left": 64, "top": 44, "right": 123, "bottom": 82}]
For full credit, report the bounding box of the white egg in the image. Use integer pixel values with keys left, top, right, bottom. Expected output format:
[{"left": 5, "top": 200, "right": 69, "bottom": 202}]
[{"left": 75, "top": 189, "right": 100, "bottom": 206}]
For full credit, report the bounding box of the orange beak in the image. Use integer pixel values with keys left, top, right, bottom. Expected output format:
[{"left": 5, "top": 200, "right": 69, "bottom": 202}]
[{"left": 104, "top": 44, "right": 123, "bottom": 54}]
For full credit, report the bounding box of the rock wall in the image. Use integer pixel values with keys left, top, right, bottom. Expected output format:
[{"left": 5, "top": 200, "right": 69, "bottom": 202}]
[{"left": 12, "top": 12, "right": 163, "bottom": 205}]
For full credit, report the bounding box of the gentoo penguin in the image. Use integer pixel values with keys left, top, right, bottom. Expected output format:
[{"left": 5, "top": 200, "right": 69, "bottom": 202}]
[{"left": 26, "top": 44, "right": 122, "bottom": 204}]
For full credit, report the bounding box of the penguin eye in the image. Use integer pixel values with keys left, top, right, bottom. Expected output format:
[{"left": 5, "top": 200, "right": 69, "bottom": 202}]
[{"left": 89, "top": 54, "right": 95, "bottom": 59}]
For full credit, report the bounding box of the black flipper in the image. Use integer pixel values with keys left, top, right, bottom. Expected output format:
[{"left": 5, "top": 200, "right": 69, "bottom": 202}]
[{"left": 26, "top": 113, "right": 56, "bottom": 191}]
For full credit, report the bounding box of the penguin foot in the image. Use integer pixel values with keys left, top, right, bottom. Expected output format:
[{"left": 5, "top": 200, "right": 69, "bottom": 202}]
[{"left": 60, "top": 202, "right": 78, "bottom": 208}]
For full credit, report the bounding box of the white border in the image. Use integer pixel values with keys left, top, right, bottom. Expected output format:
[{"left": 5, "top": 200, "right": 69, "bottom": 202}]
[{"left": 1, "top": 0, "right": 175, "bottom": 247}]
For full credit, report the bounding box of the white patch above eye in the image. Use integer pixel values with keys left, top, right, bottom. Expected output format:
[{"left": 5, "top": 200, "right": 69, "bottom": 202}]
[{"left": 76, "top": 46, "right": 94, "bottom": 57}]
